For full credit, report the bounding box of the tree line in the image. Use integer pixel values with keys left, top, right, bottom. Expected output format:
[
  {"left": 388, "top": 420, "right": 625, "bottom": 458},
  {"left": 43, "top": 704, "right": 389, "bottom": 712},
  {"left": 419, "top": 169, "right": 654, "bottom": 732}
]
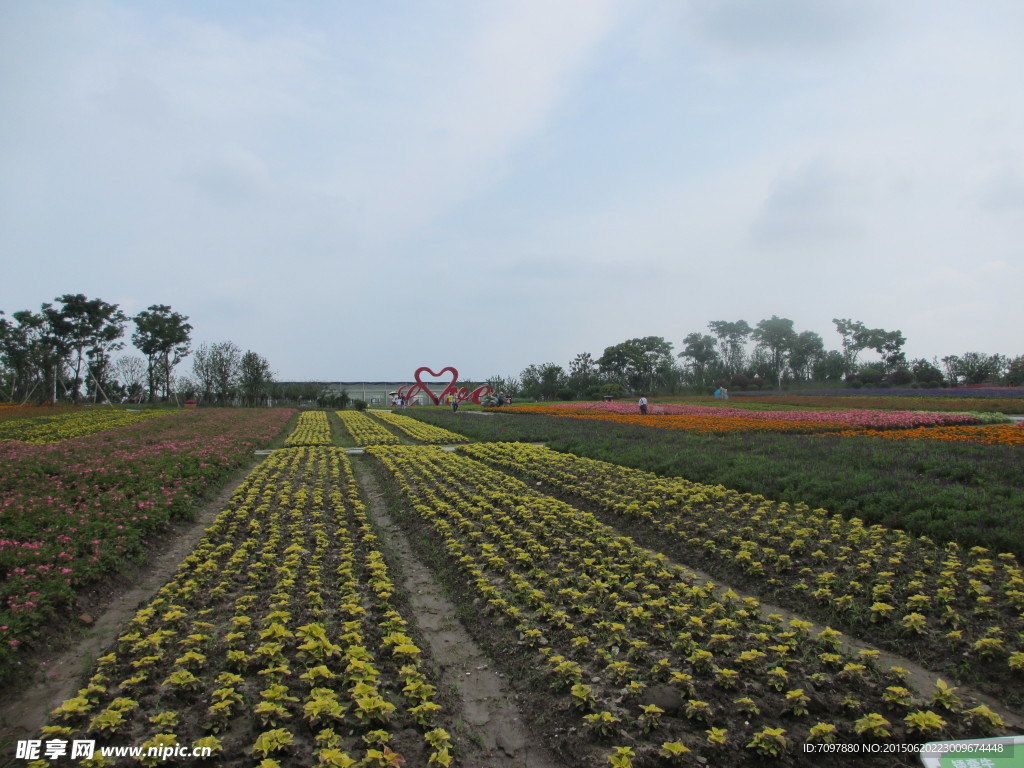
[
  {"left": 0, "top": 294, "right": 285, "bottom": 406},
  {"left": 488, "top": 316, "right": 1024, "bottom": 401}
]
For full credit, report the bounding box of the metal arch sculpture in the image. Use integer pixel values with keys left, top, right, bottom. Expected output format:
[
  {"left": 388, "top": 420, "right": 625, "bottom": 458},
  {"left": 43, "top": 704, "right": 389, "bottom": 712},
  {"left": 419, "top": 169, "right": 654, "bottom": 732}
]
[{"left": 396, "top": 366, "right": 492, "bottom": 405}]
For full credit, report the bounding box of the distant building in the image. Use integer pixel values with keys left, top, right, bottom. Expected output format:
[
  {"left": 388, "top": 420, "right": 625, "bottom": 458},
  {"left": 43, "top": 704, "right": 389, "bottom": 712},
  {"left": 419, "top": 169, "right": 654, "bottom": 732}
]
[{"left": 305, "top": 381, "right": 484, "bottom": 406}]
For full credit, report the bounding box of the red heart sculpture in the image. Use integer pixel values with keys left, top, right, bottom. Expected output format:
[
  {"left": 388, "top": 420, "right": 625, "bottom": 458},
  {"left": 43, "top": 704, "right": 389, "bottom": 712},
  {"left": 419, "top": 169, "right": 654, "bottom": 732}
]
[{"left": 411, "top": 366, "right": 459, "bottom": 405}]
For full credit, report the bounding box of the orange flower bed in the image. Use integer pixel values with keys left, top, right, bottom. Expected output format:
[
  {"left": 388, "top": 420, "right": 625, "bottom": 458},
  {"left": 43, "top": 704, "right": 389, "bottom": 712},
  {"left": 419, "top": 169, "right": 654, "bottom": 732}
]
[{"left": 831, "top": 424, "right": 1024, "bottom": 446}]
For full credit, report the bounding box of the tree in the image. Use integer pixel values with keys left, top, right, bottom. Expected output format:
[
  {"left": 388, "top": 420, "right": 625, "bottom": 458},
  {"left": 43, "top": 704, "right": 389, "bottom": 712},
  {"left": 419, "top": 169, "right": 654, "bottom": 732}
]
[
  {"left": 832, "top": 318, "right": 873, "bottom": 377},
  {"left": 519, "top": 363, "right": 567, "bottom": 401},
  {"left": 678, "top": 333, "right": 719, "bottom": 390},
  {"left": 752, "top": 316, "right": 797, "bottom": 387},
  {"left": 42, "top": 294, "right": 126, "bottom": 403},
  {"left": 0, "top": 310, "right": 61, "bottom": 403},
  {"left": 812, "top": 350, "right": 846, "bottom": 382},
  {"left": 873, "top": 329, "right": 907, "bottom": 374},
  {"left": 113, "top": 355, "right": 147, "bottom": 402},
  {"left": 941, "top": 353, "right": 1008, "bottom": 386},
  {"left": 132, "top": 305, "right": 193, "bottom": 402},
  {"left": 192, "top": 341, "right": 242, "bottom": 404},
  {"left": 788, "top": 330, "right": 825, "bottom": 383},
  {"left": 598, "top": 336, "right": 675, "bottom": 393},
  {"left": 568, "top": 352, "right": 600, "bottom": 397},
  {"left": 707, "top": 320, "right": 751, "bottom": 378},
  {"left": 910, "top": 358, "right": 944, "bottom": 386},
  {"left": 1004, "top": 355, "right": 1024, "bottom": 386},
  {"left": 485, "top": 374, "right": 521, "bottom": 398},
  {"left": 238, "top": 350, "right": 274, "bottom": 406}
]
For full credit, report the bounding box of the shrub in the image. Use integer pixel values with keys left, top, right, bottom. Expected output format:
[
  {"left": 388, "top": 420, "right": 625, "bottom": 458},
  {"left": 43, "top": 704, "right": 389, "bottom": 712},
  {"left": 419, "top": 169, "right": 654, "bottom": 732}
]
[{"left": 599, "top": 383, "right": 626, "bottom": 399}]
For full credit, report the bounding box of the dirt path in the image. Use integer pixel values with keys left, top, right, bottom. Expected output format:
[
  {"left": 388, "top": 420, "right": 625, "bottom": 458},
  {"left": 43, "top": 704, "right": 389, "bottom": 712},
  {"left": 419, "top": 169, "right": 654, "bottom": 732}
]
[
  {"left": 352, "top": 457, "right": 567, "bottom": 768},
  {"left": 0, "top": 460, "right": 262, "bottom": 743}
]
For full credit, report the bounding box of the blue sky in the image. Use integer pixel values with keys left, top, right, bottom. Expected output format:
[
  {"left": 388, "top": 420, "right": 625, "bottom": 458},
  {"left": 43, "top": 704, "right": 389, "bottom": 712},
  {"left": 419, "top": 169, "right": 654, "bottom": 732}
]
[{"left": 2, "top": 1, "right": 1022, "bottom": 381}]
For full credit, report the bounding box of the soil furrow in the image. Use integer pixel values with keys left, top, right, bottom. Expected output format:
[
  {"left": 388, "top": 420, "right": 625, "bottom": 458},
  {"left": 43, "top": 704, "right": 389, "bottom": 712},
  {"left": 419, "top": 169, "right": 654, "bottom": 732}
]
[{"left": 352, "top": 455, "right": 567, "bottom": 767}]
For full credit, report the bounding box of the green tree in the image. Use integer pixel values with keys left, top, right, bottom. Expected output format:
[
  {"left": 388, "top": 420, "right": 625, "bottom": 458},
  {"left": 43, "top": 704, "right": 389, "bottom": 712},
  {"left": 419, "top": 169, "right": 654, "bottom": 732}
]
[
  {"left": 485, "top": 374, "right": 521, "bottom": 398},
  {"left": 752, "top": 316, "right": 797, "bottom": 387},
  {"left": 568, "top": 352, "right": 600, "bottom": 397},
  {"left": 1004, "top": 355, "right": 1024, "bottom": 386},
  {"left": 873, "top": 329, "right": 907, "bottom": 373},
  {"left": 910, "top": 358, "right": 944, "bottom": 386},
  {"left": 788, "top": 330, "right": 825, "bottom": 383},
  {"left": 238, "top": 350, "right": 274, "bottom": 406},
  {"left": 132, "top": 305, "right": 193, "bottom": 402},
  {"left": 43, "top": 294, "right": 126, "bottom": 403},
  {"left": 812, "top": 350, "right": 846, "bottom": 382},
  {"left": 0, "top": 310, "right": 62, "bottom": 403},
  {"left": 598, "top": 336, "right": 675, "bottom": 393},
  {"left": 707, "top": 320, "right": 751, "bottom": 378},
  {"left": 942, "top": 353, "right": 1008, "bottom": 386},
  {"left": 519, "top": 363, "right": 567, "bottom": 401},
  {"left": 832, "top": 318, "right": 873, "bottom": 377},
  {"left": 678, "top": 333, "right": 719, "bottom": 390},
  {"left": 192, "top": 341, "right": 242, "bottom": 404}
]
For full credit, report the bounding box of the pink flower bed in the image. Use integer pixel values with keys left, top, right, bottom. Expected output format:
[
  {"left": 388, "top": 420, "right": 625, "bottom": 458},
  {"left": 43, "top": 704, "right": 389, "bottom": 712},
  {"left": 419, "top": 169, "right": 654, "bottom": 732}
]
[
  {"left": 0, "top": 408, "right": 294, "bottom": 675},
  {"left": 548, "top": 401, "right": 980, "bottom": 429}
]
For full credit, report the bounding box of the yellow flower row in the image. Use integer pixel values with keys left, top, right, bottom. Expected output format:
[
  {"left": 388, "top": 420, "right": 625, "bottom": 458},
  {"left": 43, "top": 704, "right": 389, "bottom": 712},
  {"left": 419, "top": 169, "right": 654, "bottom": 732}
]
[
  {"left": 0, "top": 408, "right": 173, "bottom": 444},
  {"left": 460, "top": 442, "right": 1024, "bottom": 703},
  {"left": 283, "top": 410, "right": 333, "bottom": 446},
  {"left": 368, "top": 445, "right": 1002, "bottom": 760},
  {"left": 32, "top": 447, "right": 451, "bottom": 768},
  {"left": 335, "top": 410, "right": 401, "bottom": 446},
  {"left": 372, "top": 410, "right": 468, "bottom": 444}
]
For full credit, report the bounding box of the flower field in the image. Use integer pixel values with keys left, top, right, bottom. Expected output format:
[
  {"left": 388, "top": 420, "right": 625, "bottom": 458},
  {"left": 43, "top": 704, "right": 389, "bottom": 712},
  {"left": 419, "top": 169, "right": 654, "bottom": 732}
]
[
  {"left": 335, "top": 411, "right": 400, "bottom": 447},
  {"left": 735, "top": 392, "right": 1024, "bottom": 414},
  {"left": 459, "top": 442, "right": 1024, "bottom": 703},
  {"left": 831, "top": 424, "right": 1024, "bottom": 446},
  {"left": 0, "top": 408, "right": 293, "bottom": 678},
  {"left": 0, "top": 408, "right": 174, "bottom": 444},
  {"left": 9, "top": 402, "right": 1023, "bottom": 766},
  {"left": 31, "top": 445, "right": 452, "bottom": 768},
  {"left": 526, "top": 401, "right": 984, "bottom": 428},
  {"left": 504, "top": 403, "right": 1024, "bottom": 446},
  {"left": 368, "top": 411, "right": 468, "bottom": 445},
  {"left": 367, "top": 445, "right": 1009, "bottom": 766}
]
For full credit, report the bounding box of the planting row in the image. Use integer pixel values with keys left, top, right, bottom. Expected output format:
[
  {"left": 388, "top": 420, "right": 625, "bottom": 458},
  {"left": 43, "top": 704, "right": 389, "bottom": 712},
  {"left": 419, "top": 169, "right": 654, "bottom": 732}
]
[
  {"left": 369, "top": 411, "right": 467, "bottom": 445},
  {"left": 460, "top": 442, "right": 1024, "bottom": 707},
  {"left": 31, "top": 446, "right": 452, "bottom": 768},
  {"left": 335, "top": 412, "right": 400, "bottom": 447},
  {"left": 0, "top": 408, "right": 174, "bottom": 444},
  {"left": 283, "top": 411, "right": 333, "bottom": 447},
  {"left": 0, "top": 409, "right": 294, "bottom": 680},
  {"left": 368, "top": 445, "right": 1007, "bottom": 766}
]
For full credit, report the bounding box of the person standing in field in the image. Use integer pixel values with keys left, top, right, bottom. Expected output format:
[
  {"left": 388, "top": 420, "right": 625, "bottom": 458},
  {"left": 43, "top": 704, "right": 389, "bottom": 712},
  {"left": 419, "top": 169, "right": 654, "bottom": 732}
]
[{"left": 638, "top": 394, "right": 648, "bottom": 415}]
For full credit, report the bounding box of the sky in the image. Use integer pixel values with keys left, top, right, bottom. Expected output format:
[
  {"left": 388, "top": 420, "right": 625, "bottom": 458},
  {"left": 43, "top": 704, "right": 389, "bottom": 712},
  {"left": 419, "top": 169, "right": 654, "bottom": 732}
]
[{"left": 2, "top": 1, "right": 1022, "bottom": 382}]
